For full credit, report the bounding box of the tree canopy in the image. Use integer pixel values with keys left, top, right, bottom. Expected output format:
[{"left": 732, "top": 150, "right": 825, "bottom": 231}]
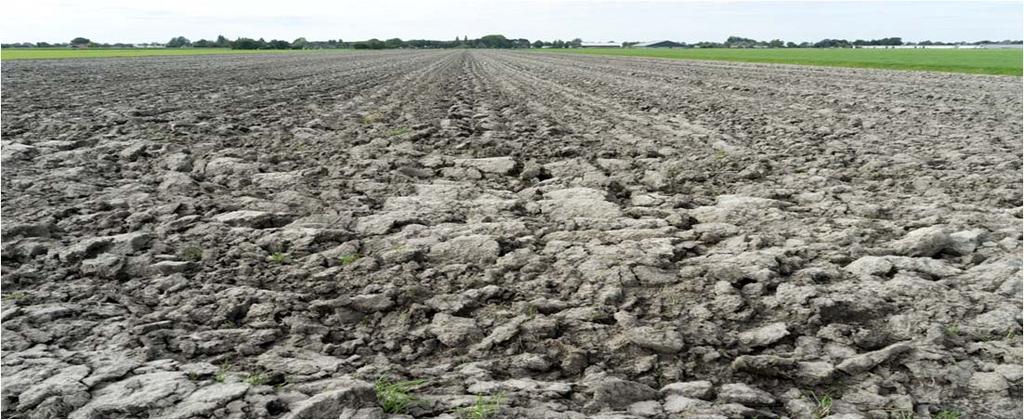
[{"left": 166, "top": 36, "right": 191, "bottom": 48}]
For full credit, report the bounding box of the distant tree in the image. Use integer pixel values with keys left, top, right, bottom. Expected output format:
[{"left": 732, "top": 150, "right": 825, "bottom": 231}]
[
  {"left": 694, "top": 41, "right": 722, "bottom": 48},
  {"left": 292, "top": 37, "right": 309, "bottom": 49},
  {"left": 384, "top": 38, "right": 404, "bottom": 49},
  {"left": 479, "top": 34, "right": 512, "bottom": 48},
  {"left": 768, "top": 39, "right": 785, "bottom": 48},
  {"left": 812, "top": 38, "right": 851, "bottom": 48},
  {"left": 853, "top": 37, "right": 902, "bottom": 47},
  {"left": 724, "top": 36, "right": 758, "bottom": 48},
  {"left": 192, "top": 39, "right": 213, "bottom": 48},
  {"left": 214, "top": 35, "right": 231, "bottom": 48},
  {"left": 785, "top": 41, "right": 798, "bottom": 48},
  {"left": 166, "top": 36, "right": 191, "bottom": 48},
  {"left": 532, "top": 40, "right": 544, "bottom": 48},
  {"left": 70, "top": 37, "right": 91, "bottom": 46},
  {"left": 417, "top": 39, "right": 432, "bottom": 48},
  {"left": 232, "top": 37, "right": 261, "bottom": 49},
  {"left": 36, "top": 42, "right": 52, "bottom": 48},
  {"left": 266, "top": 39, "right": 291, "bottom": 49},
  {"left": 569, "top": 38, "right": 583, "bottom": 48},
  {"left": 353, "top": 39, "right": 386, "bottom": 49}
]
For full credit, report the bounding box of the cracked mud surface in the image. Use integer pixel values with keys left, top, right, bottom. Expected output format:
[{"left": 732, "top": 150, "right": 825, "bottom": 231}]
[{"left": 2, "top": 50, "right": 1022, "bottom": 418}]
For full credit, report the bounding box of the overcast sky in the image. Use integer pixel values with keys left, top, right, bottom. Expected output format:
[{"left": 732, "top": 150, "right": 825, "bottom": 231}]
[{"left": 3, "top": 0, "right": 1021, "bottom": 44}]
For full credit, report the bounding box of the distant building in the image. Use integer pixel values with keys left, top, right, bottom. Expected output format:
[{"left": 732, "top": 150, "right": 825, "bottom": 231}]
[
  {"left": 978, "top": 44, "right": 1024, "bottom": 49},
  {"left": 631, "top": 40, "right": 683, "bottom": 48},
  {"left": 580, "top": 41, "right": 620, "bottom": 48}
]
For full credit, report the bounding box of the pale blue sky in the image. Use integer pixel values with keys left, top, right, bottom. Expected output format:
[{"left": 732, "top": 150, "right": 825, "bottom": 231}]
[{"left": 3, "top": 0, "right": 1022, "bottom": 44}]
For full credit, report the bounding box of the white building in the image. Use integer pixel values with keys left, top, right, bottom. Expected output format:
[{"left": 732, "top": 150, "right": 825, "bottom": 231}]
[
  {"left": 631, "top": 40, "right": 684, "bottom": 48},
  {"left": 580, "top": 41, "right": 620, "bottom": 48}
]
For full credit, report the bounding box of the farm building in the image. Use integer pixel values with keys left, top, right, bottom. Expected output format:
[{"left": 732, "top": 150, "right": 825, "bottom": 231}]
[
  {"left": 632, "top": 40, "right": 684, "bottom": 48},
  {"left": 580, "top": 42, "right": 620, "bottom": 48},
  {"left": 977, "top": 44, "right": 1023, "bottom": 49}
]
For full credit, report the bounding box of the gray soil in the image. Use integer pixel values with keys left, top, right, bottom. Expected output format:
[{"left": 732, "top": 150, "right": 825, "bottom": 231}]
[{"left": 1, "top": 50, "right": 1022, "bottom": 419}]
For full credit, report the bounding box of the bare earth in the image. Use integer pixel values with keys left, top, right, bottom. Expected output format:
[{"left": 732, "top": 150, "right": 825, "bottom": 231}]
[{"left": 1, "top": 50, "right": 1022, "bottom": 418}]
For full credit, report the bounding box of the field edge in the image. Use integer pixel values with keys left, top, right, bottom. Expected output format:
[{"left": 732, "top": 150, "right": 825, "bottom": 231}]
[{"left": 532, "top": 48, "right": 1024, "bottom": 76}]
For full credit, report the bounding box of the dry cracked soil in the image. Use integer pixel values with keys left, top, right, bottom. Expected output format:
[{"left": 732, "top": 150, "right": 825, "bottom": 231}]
[{"left": 1, "top": 50, "right": 1022, "bottom": 419}]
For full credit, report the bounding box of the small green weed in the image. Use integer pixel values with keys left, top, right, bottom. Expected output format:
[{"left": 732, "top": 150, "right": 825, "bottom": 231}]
[
  {"left": 935, "top": 409, "right": 961, "bottom": 419},
  {"left": 389, "top": 127, "right": 411, "bottom": 136},
  {"left": 458, "top": 394, "right": 504, "bottom": 419},
  {"left": 889, "top": 410, "right": 914, "bottom": 419},
  {"left": 808, "top": 391, "right": 832, "bottom": 419},
  {"left": 245, "top": 371, "right": 268, "bottom": 386},
  {"left": 270, "top": 252, "right": 288, "bottom": 264},
  {"left": 339, "top": 254, "right": 360, "bottom": 265},
  {"left": 375, "top": 377, "right": 425, "bottom": 414},
  {"left": 1006, "top": 328, "right": 1019, "bottom": 343},
  {"left": 944, "top": 324, "right": 960, "bottom": 336},
  {"left": 713, "top": 149, "right": 729, "bottom": 161},
  {"left": 2, "top": 291, "right": 27, "bottom": 301},
  {"left": 362, "top": 114, "right": 382, "bottom": 125},
  {"left": 214, "top": 363, "right": 232, "bottom": 383}
]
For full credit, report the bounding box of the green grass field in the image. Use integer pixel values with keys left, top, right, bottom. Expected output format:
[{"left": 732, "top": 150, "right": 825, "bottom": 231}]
[
  {"left": 540, "top": 48, "right": 1023, "bottom": 76},
  {"left": 0, "top": 48, "right": 330, "bottom": 60}
]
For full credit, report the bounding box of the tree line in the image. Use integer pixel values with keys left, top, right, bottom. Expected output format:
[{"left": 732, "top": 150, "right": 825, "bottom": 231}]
[
  {"left": 662, "top": 36, "right": 1022, "bottom": 49},
  {"left": 2, "top": 35, "right": 1021, "bottom": 50}
]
